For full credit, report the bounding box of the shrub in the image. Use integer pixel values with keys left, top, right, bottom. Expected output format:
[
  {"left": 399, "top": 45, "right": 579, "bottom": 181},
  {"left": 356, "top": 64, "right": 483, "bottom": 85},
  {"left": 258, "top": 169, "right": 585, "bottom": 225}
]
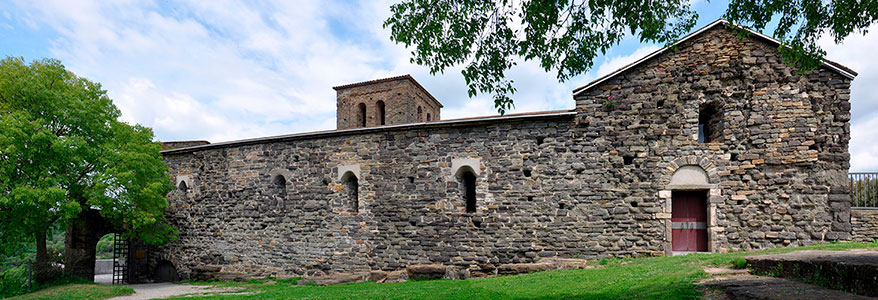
[
  {"left": 731, "top": 258, "right": 747, "bottom": 269},
  {"left": 0, "top": 264, "right": 30, "bottom": 298}
]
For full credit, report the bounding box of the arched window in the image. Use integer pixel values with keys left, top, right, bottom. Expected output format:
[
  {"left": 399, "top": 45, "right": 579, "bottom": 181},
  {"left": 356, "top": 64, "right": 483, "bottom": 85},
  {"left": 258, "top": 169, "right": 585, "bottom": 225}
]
[
  {"left": 457, "top": 167, "right": 477, "bottom": 213},
  {"left": 376, "top": 101, "right": 386, "bottom": 125},
  {"left": 417, "top": 106, "right": 423, "bottom": 121},
  {"left": 177, "top": 181, "right": 188, "bottom": 193},
  {"left": 698, "top": 102, "right": 722, "bottom": 143},
  {"left": 426, "top": 113, "right": 432, "bottom": 122},
  {"left": 357, "top": 103, "right": 367, "bottom": 127},
  {"left": 270, "top": 175, "right": 286, "bottom": 196},
  {"left": 342, "top": 172, "right": 359, "bottom": 213}
]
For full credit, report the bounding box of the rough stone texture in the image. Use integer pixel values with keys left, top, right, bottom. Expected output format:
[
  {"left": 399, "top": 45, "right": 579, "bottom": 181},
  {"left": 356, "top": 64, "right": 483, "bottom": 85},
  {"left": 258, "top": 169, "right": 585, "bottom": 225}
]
[
  {"left": 703, "top": 277, "right": 874, "bottom": 300},
  {"left": 335, "top": 75, "right": 442, "bottom": 130},
  {"left": 852, "top": 209, "right": 878, "bottom": 242},
  {"left": 746, "top": 249, "right": 878, "bottom": 297},
  {"left": 574, "top": 24, "right": 852, "bottom": 251},
  {"left": 497, "top": 258, "right": 589, "bottom": 276},
  {"left": 152, "top": 24, "right": 853, "bottom": 281},
  {"left": 405, "top": 264, "right": 447, "bottom": 280},
  {"left": 296, "top": 259, "right": 588, "bottom": 286}
]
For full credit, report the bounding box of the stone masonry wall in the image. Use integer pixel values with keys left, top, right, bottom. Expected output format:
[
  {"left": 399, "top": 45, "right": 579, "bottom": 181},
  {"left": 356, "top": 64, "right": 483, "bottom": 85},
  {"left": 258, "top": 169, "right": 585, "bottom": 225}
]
[
  {"left": 852, "top": 209, "right": 878, "bottom": 242},
  {"left": 574, "top": 25, "right": 852, "bottom": 252},
  {"left": 154, "top": 25, "right": 852, "bottom": 280}
]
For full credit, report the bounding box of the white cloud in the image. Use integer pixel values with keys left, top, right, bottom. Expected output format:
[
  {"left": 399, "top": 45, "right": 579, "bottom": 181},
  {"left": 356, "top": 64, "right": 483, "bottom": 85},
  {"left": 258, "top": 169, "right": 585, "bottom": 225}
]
[
  {"left": 3, "top": 0, "right": 632, "bottom": 143},
  {"left": 594, "top": 45, "right": 661, "bottom": 78},
  {"left": 9, "top": 0, "right": 377, "bottom": 141},
  {"left": 19, "top": 0, "right": 874, "bottom": 173},
  {"left": 820, "top": 26, "right": 878, "bottom": 171},
  {"left": 851, "top": 116, "right": 878, "bottom": 172}
]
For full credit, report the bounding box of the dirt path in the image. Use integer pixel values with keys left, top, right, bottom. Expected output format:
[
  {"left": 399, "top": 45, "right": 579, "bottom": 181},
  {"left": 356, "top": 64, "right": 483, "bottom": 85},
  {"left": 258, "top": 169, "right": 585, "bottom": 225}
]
[{"left": 106, "top": 283, "right": 244, "bottom": 300}]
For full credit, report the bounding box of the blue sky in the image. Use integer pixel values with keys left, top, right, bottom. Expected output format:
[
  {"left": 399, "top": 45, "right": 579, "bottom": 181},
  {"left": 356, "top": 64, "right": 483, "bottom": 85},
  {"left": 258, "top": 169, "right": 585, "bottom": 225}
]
[{"left": 1, "top": 0, "right": 877, "bottom": 171}]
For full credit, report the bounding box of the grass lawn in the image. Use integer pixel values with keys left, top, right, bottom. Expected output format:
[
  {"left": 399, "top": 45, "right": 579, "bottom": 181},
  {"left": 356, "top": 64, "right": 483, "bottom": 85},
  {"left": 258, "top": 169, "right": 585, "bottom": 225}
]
[
  {"left": 7, "top": 242, "right": 876, "bottom": 300},
  {"left": 5, "top": 283, "right": 133, "bottom": 300},
  {"left": 164, "top": 241, "right": 877, "bottom": 300}
]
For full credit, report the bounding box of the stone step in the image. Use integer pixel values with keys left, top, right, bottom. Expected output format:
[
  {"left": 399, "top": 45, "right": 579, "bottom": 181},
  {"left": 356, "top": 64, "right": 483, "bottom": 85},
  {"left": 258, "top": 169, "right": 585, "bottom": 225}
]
[
  {"left": 703, "top": 276, "right": 874, "bottom": 300},
  {"left": 745, "top": 249, "right": 878, "bottom": 297}
]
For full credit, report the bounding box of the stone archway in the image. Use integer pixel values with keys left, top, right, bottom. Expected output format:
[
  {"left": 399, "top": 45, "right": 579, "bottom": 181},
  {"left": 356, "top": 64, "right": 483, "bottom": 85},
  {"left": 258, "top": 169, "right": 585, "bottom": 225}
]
[
  {"left": 658, "top": 158, "right": 722, "bottom": 255},
  {"left": 154, "top": 260, "right": 180, "bottom": 282}
]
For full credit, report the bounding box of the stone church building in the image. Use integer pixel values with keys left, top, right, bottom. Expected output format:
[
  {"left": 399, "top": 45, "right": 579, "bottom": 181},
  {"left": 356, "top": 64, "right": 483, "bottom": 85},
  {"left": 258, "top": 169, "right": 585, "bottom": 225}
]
[{"left": 151, "top": 20, "right": 856, "bottom": 280}]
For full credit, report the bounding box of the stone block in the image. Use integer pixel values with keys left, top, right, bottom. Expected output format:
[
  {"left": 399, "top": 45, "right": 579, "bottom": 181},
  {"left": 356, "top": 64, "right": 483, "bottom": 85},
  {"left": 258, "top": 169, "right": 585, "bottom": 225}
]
[{"left": 406, "top": 264, "right": 447, "bottom": 280}]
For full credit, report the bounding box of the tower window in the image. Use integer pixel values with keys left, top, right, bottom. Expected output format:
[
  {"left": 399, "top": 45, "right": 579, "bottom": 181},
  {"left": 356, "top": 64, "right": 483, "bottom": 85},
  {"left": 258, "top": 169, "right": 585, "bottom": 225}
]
[
  {"left": 377, "top": 101, "right": 386, "bottom": 125},
  {"left": 698, "top": 102, "right": 722, "bottom": 143},
  {"left": 178, "top": 181, "right": 188, "bottom": 193},
  {"left": 342, "top": 172, "right": 359, "bottom": 213},
  {"left": 417, "top": 106, "right": 423, "bottom": 121},
  {"left": 357, "top": 103, "right": 367, "bottom": 127}
]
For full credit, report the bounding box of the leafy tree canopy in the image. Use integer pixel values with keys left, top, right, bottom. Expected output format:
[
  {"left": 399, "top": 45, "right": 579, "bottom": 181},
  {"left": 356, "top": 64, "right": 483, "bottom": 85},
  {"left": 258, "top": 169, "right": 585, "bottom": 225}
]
[
  {"left": 0, "top": 57, "right": 175, "bottom": 258},
  {"left": 384, "top": 0, "right": 877, "bottom": 114}
]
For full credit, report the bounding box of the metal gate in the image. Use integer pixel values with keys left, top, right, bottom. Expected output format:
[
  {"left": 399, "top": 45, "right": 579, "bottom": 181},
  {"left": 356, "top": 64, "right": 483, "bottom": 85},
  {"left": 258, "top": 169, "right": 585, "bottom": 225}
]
[
  {"left": 112, "top": 233, "right": 128, "bottom": 284},
  {"left": 672, "top": 191, "right": 708, "bottom": 252}
]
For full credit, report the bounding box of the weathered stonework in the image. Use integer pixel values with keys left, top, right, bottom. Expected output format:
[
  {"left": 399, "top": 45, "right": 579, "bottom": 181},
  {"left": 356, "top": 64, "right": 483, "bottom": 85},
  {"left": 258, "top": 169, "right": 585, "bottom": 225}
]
[
  {"left": 852, "top": 209, "right": 878, "bottom": 242},
  {"left": 152, "top": 21, "right": 854, "bottom": 281},
  {"left": 572, "top": 23, "right": 853, "bottom": 251}
]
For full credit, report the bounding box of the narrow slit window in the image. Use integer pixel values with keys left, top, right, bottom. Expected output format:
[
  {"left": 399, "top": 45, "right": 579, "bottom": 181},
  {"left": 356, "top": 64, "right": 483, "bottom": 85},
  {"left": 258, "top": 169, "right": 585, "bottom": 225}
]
[
  {"left": 377, "top": 101, "right": 386, "bottom": 125},
  {"left": 426, "top": 113, "right": 432, "bottom": 122},
  {"left": 698, "top": 102, "right": 722, "bottom": 143},
  {"left": 462, "top": 171, "right": 477, "bottom": 213},
  {"left": 342, "top": 172, "right": 359, "bottom": 213},
  {"left": 357, "top": 103, "right": 367, "bottom": 127},
  {"left": 417, "top": 106, "right": 423, "bottom": 121}
]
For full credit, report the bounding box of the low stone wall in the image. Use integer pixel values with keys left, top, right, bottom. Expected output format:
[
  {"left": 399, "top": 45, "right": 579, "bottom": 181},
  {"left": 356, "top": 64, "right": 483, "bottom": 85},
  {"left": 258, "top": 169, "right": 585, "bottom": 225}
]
[
  {"left": 746, "top": 250, "right": 878, "bottom": 297},
  {"left": 297, "top": 258, "right": 590, "bottom": 286},
  {"left": 95, "top": 259, "right": 113, "bottom": 275},
  {"left": 852, "top": 209, "right": 878, "bottom": 242}
]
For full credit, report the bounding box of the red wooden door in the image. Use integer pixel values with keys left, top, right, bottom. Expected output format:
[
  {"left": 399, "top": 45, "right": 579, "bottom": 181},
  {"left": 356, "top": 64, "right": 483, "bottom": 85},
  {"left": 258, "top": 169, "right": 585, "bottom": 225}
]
[{"left": 671, "top": 191, "right": 708, "bottom": 252}]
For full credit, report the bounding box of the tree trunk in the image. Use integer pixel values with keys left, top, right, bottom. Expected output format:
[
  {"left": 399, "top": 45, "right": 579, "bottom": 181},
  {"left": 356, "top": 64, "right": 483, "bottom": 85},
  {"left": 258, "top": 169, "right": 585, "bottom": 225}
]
[
  {"left": 64, "top": 209, "right": 110, "bottom": 282},
  {"left": 33, "top": 230, "right": 55, "bottom": 283}
]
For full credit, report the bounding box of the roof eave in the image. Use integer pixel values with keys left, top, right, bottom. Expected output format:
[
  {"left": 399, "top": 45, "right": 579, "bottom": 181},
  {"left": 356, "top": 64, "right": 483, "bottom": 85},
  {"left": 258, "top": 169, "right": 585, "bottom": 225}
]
[
  {"left": 571, "top": 19, "right": 857, "bottom": 97},
  {"left": 160, "top": 110, "right": 575, "bottom": 155}
]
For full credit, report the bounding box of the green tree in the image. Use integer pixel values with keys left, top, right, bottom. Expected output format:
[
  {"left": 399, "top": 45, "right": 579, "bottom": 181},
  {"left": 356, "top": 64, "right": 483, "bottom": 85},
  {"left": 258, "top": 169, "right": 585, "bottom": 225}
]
[
  {"left": 384, "top": 0, "right": 878, "bottom": 114},
  {"left": 0, "top": 57, "right": 175, "bottom": 282}
]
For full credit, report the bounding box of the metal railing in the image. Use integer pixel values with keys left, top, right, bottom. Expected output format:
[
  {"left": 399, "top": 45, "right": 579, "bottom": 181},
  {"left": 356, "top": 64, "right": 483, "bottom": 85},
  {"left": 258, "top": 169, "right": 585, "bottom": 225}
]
[{"left": 851, "top": 172, "right": 878, "bottom": 208}]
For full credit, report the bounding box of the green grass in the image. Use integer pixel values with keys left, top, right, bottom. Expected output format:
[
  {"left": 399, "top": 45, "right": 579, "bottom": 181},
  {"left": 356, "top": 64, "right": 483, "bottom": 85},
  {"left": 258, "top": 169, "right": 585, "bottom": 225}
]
[
  {"left": 5, "top": 283, "right": 133, "bottom": 300},
  {"left": 11, "top": 241, "right": 877, "bottom": 300},
  {"left": 160, "top": 241, "right": 878, "bottom": 300}
]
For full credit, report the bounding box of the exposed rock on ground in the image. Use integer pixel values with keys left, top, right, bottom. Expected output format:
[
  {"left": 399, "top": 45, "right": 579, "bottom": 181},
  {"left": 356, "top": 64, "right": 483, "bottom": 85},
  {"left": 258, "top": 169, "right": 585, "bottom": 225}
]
[{"left": 746, "top": 249, "right": 878, "bottom": 297}]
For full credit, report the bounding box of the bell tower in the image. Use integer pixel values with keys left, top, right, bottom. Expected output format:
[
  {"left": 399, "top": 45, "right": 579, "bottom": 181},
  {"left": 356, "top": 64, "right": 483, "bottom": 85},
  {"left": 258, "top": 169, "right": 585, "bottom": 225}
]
[{"left": 334, "top": 75, "right": 442, "bottom": 130}]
